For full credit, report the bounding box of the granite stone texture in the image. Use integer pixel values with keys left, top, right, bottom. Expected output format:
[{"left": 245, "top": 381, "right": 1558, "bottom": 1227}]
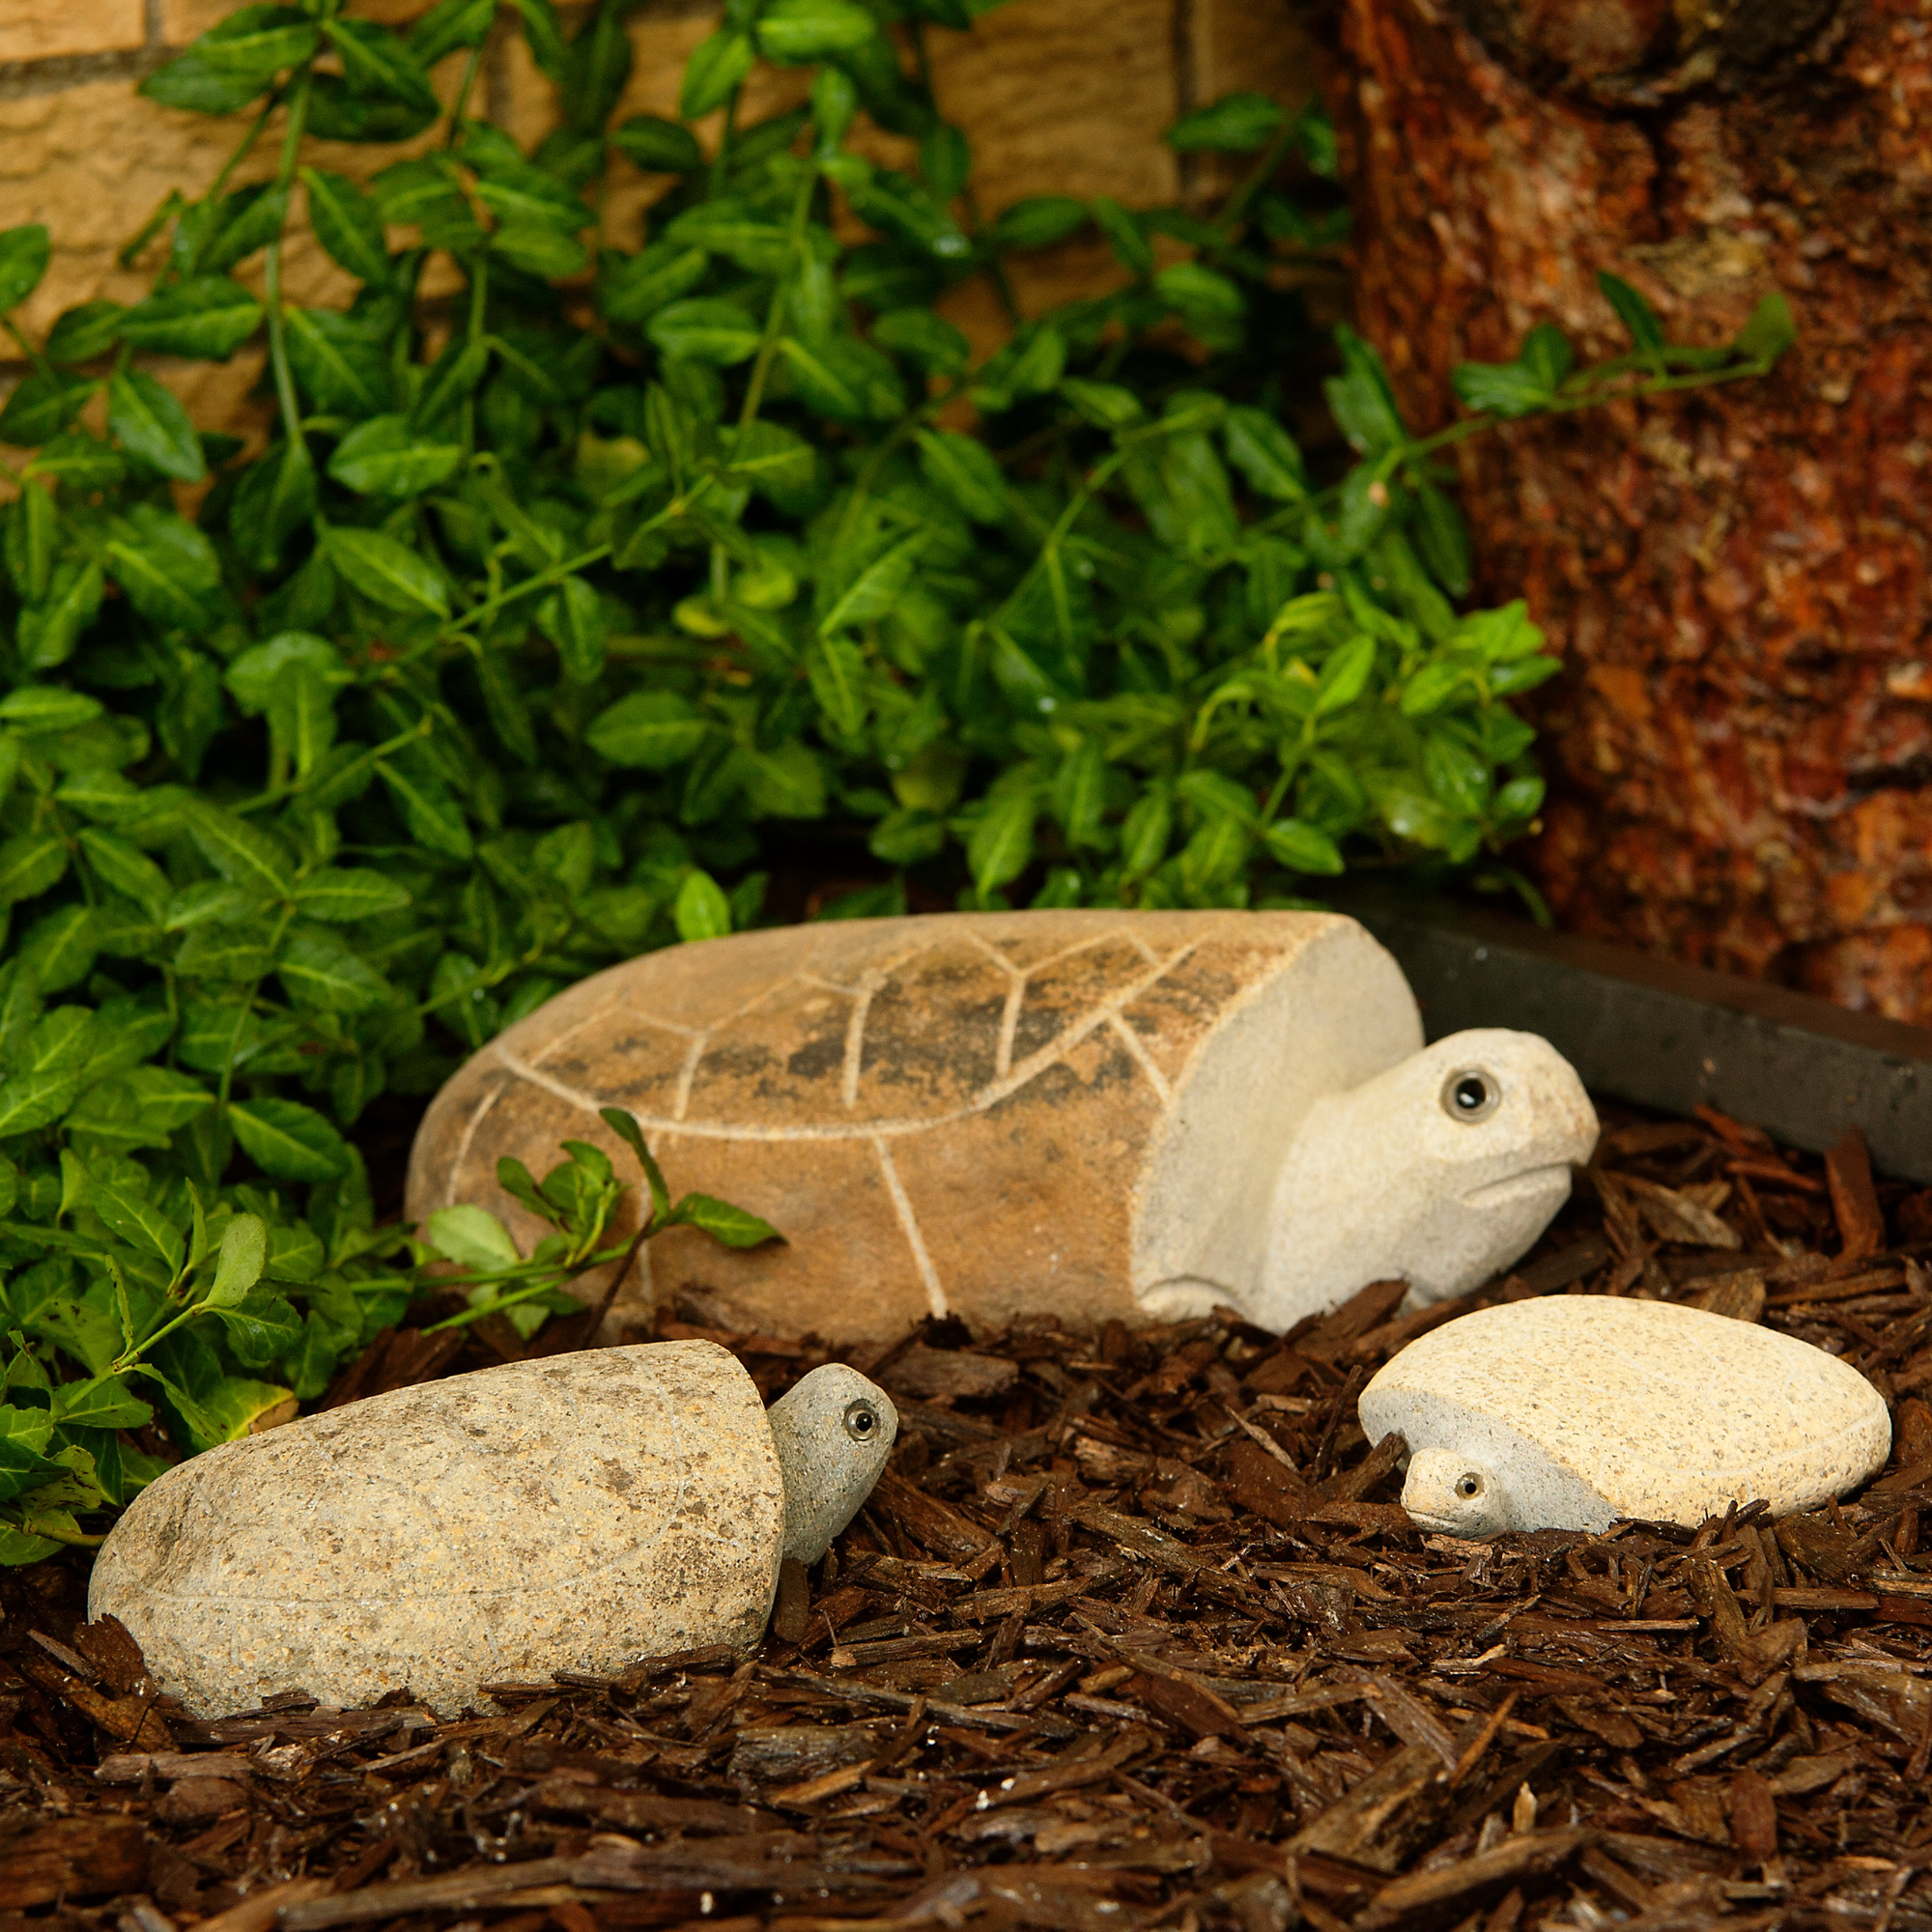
[
  {"left": 1361, "top": 1296, "right": 1894, "bottom": 1536},
  {"left": 89, "top": 1344, "right": 893, "bottom": 1718},
  {"left": 407, "top": 910, "right": 1599, "bottom": 1344}
]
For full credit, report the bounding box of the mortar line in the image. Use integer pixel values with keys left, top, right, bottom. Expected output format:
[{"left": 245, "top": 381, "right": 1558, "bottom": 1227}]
[{"left": 0, "top": 46, "right": 168, "bottom": 100}]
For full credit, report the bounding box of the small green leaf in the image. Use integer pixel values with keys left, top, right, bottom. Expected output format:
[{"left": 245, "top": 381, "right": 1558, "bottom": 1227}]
[
  {"left": 916, "top": 429, "right": 1006, "bottom": 524},
  {"left": 327, "top": 415, "right": 464, "bottom": 497},
  {"left": 44, "top": 302, "right": 126, "bottom": 366},
  {"left": 108, "top": 371, "right": 206, "bottom": 482},
  {"left": 0, "top": 226, "right": 51, "bottom": 315},
  {"left": 120, "top": 276, "right": 263, "bottom": 360},
  {"left": 0, "top": 833, "right": 68, "bottom": 906},
  {"left": 77, "top": 829, "right": 169, "bottom": 919},
  {"left": 426, "top": 1203, "right": 521, "bottom": 1271},
  {"left": 596, "top": 1105, "right": 670, "bottom": 1224},
  {"left": 1314, "top": 633, "right": 1378, "bottom": 715},
  {"left": 1323, "top": 326, "right": 1406, "bottom": 455},
  {"left": 0, "top": 687, "right": 99, "bottom": 733},
  {"left": 1735, "top": 291, "right": 1797, "bottom": 366},
  {"left": 990, "top": 197, "right": 1088, "bottom": 249},
  {"left": 808, "top": 636, "right": 869, "bottom": 737},
  {"left": 0, "top": 1067, "right": 82, "bottom": 1137},
  {"left": 646, "top": 298, "right": 762, "bottom": 367},
  {"left": 1166, "top": 93, "right": 1286, "bottom": 153},
  {"left": 411, "top": 0, "right": 497, "bottom": 65},
  {"left": 1224, "top": 407, "right": 1305, "bottom": 501},
  {"left": 1264, "top": 818, "right": 1345, "bottom": 875},
  {"left": 107, "top": 503, "right": 223, "bottom": 630},
  {"left": 322, "top": 526, "right": 449, "bottom": 616},
  {"left": 587, "top": 691, "right": 707, "bottom": 770},
  {"left": 301, "top": 168, "right": 393, "bottom": 287},
  {"left": 189, "top": 6, "right": 322, "bottom": 82},
  {"left": 49, "top": 1376, "right": 153, "bottom": 1432},
  {"left": 666, "top": 1192, "right": 783, "bottom": 1248},
  {"left": 0, "top": 373, "right": 98, "bottom": 444},
  {"left": 377, "top": 761, "right": 472, "bottom": 859},
  {"left": 674, "top": 869, "right": 732, "bottom": 942},
  {"left": 278, "top": 928, "right": 392, "bottom": 1013},
  {"left": 600, "top": 244, "right": 709, "bottom": 327},
  {"left": 758, "top": 0, "right": 877, "bottom": 61},
  {"left": 289, "top": 868, "right": 412, "bottom": 922},
  {"left": 206, "top": 1212, "right": 267, "bottom": 1307},
  {"left": 324, "top": 17, "right": 440, "bottom": 115},
  {"left": 229, "top": 1097, "right": 352, "bottom": 1181},
  {"left": 84, "top": 1167, "right": 185, "bottom": 1273},
  {"left": 1598, "top": 270, "right": 1665, "bottom": 357},
  {"left": 612, "top": 115, "right": 703, "bottom": 173},
  {"left": 680, "top": 28, "right": 754, "bottom": 118},
  {"left": 967, "top": 785, "right": 1035, "bottom": 895},
  {"left": 538, "top": 575, "right": 608, "bottom": 684},
  {"left": 183, "top": 800, "right": 294, "bottom": 897}
]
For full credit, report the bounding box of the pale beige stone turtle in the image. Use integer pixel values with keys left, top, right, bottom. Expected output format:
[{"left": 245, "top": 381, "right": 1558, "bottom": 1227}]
[
  {"left": 88, "top": 1343, "right": 895, "bottom": 1718},
  {"left": 407, "top": 911, "right": 1598, "bottom": 1343},
  {"left": 1361, "top": 1296, "right": 1892, "bottom": 1535}
]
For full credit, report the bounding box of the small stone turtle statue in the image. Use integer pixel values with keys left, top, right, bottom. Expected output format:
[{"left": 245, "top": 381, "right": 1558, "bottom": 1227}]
[
  {"left": 1360, "top": 1296, "right": 1892, "bottom": 1536},
  {"left": 88, "top": 1343, "right": 895, "bottom": 1719},
  {"left": 408, "top": 910, "right": 1598, "bottom": 1343}
]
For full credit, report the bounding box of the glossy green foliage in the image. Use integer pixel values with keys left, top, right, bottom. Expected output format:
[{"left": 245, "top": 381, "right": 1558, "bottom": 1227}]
[{"left": 0, "top": 0, "right": 1789, "bottom": 1558}]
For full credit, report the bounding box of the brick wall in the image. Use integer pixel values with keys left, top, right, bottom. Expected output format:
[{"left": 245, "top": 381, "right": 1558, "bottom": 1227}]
[{"left": 0, "top": 0, "right": 1317, "bottom": 438}]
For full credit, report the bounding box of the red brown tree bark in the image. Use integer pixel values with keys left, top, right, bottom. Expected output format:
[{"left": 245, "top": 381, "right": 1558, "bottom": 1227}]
[{"left": 1329, "top": 0, "right": 1932, "bottom": 1020}]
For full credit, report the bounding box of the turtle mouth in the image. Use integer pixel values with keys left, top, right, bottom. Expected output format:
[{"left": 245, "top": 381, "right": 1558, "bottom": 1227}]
[{"left": 1461, "top": 1164, "right": 1572, "bottom": 1212}]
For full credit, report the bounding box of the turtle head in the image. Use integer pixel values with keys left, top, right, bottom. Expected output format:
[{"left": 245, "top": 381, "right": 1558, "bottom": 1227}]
[
  {"left": 766, "top": 1363, "right": 898, "bottom": 1565},
  {"left": 1394, "top": 1028, "right": 1599, "bottom": 1300},
  {"left": 1401, "top": 1444, "right": 1507, "bottom": 1537},
  {"left": 1255, "top": 1026, "right": 1596, "bottom": 1330}
]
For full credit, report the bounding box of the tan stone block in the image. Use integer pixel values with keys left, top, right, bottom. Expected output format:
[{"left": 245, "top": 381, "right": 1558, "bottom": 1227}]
[
  {"left": 1194, "top": 0, "right": 1321, "bottom": 109},
  {"left": 1183, "top": 0, "right": 1323, "bottom": 205},
  {"left": 4, "top": 44, "right": 469, "bottom": 369},
  {"left": 922, "top": 0, "right": 1180, "bottom": 218},
  {"left": 500, "top": 0, "right": 1184, "bottom": 327},
  {"left": 0, "top": 1, "right": 146, "bottom": 63}
]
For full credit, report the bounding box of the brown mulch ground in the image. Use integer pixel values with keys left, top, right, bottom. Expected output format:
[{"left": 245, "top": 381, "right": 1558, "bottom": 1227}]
[{"left": 8, "top": 1101, "right": 1932, "bottom": 1932}]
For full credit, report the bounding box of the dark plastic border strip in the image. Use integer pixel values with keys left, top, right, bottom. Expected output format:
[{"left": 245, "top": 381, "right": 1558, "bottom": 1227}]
[{"left": 1331, "top": 887, "right": 1932, "bottom": 1184}]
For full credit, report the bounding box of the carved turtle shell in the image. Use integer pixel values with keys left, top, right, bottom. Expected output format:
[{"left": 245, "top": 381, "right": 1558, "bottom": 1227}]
[
  {"left": 88, "top": 1342, "right": 787, "bottom": 1718},
  {"left": 406, "top": 909, "right": 1422, "bottom": 1342}
]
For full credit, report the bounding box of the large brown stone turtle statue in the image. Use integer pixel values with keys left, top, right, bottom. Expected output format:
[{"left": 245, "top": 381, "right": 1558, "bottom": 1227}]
[{"left": 407, "top": 910, "right": 1598, "bottom": 1343}]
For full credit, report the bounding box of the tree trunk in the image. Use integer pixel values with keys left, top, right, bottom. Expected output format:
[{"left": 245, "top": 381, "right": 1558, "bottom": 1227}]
[{"left": 1330, "top": 0, "right": 1932, "bottom": 1021}]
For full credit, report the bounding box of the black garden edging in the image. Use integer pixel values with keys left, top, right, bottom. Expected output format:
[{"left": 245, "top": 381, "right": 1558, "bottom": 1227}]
[{"left": 1333, "top": 885, "right": 1932, "bottom": 1185}]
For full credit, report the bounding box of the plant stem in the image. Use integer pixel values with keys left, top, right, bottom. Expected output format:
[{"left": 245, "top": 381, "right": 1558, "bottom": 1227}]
[
  {"left": 737, "top": 165, "right": 818, "bottom": 429},
  {"left": 440, "top": 542, "right": 614, "bottom": 639},
  {"left": 460, "top": 251, "right": 490, "bottom": 459},
  {"left": 710, "top": 89, "right": 741, "bottom": 195},
  {"left": 446, "top": 40, "right": 486, "bottom": 146},
  {"left": 1214, "top": 121, "right": 1298, "bottom": 239},
  {"left": 262, "top": 68, "right": 316, "bottom": 451},
  {"left": 2, "top": 318, "right": 55, "bottom": 384},
  {"left": 208, "top": 93, "right": 281, "bottom": 207}
]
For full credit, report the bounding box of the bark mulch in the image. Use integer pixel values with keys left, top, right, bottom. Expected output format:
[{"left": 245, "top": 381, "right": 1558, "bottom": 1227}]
[{"left": 7, "top": 1101, "right": 1932, "bottom": 1932}]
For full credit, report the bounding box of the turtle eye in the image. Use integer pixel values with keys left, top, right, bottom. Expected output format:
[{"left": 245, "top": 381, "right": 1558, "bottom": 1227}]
[
  {"left": 843, "top": 1399, "right": 879, "bottom": 1442},
  {"left": 1455, "top": 1472, "right": 1484, "bottom": 1500},
  {"left": 1441, "top": 1068, "right": 1501, "bottom": 1123}
]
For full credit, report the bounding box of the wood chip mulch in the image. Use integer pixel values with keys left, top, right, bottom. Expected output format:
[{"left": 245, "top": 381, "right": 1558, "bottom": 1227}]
[{"left": 8, "top": 1101, "right": 1932, "bottom": 1932}]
